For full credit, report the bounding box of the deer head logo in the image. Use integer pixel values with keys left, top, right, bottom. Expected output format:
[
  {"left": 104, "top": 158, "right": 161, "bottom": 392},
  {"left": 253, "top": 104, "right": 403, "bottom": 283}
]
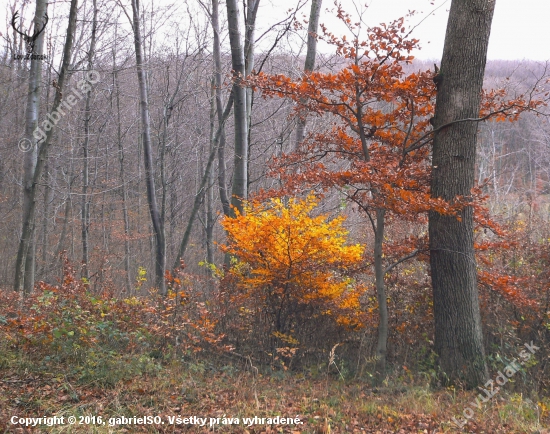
[{"left": 11, "top": 11, "right": 48, "bottom": 54}]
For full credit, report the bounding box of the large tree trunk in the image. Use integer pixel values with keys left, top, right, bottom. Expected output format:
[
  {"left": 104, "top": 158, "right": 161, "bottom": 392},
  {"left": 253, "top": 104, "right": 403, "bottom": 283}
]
[
  {"left": 130, "top": 0, "right": 166, "bottom": 294},
  {"left": 429, "top": 0, "right": 494, "bottom": 388},
  {"left": 17, "top": 0, "right": 48, "bottom": 293},
  {"left": 294, "top": 0, "right": 322, "bottom": 149},
  {"left": 14, "top": 0, "right": 78, "bottom": 293},
  {"left": 226, "top": 0, "right": 248, "bottom": 214}
]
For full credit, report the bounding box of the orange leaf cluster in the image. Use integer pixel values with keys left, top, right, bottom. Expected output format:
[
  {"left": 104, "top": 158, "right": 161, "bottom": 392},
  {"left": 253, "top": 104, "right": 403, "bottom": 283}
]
[
  {"left": 219, "top": 195, "right": 366, "bottom": 331},
  {"left": 248, "top": 7, "right": 545, "bottom": 307}
]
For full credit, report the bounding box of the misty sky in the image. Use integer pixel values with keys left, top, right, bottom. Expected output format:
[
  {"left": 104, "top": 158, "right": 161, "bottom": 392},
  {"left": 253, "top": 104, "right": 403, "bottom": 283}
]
[
  {"left": 260, "top": 0, "right": 550, "bottom": 61},
  {"left": 3, "top": 0, "right": 548, "bottom": 62}
]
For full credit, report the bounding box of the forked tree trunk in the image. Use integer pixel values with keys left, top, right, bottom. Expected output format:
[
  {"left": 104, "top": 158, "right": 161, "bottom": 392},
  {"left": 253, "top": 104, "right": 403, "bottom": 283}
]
[{"left": 429, "top": 0, "right": 494, "bottom": 388}]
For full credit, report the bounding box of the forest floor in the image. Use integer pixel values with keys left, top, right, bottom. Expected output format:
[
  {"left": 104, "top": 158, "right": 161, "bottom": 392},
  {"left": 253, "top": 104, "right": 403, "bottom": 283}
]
[
  {"left": 1, "top": 283, "right": 548, "bottom": 433},
  {"left": 1, "top": 354, "right": 548, "bottom": 434}
]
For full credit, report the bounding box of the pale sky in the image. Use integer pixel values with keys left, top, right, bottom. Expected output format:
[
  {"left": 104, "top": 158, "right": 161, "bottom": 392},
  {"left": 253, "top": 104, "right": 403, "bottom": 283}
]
[
  {"left": 2, "top": 0, "right": 548, "bottom": 62},
  {"left": 259, "top": 0, "right": 550, "bottom": 61}
]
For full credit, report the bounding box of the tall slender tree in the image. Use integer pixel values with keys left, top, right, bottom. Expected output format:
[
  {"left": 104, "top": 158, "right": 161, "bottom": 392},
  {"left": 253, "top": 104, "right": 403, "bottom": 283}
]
[
  {"left": 226, "top": 0, "right": 248, "bottom": 214},
  {"left": 81, "top": 0, "right": 98, "bottom": 283},
  {"left": 210, "top": 0, "right": 231, "bottom": 216},
  {"left": 18, "top": 0, "right": 48, "bottom": 293},
  {"left": 244, "top": 0, "right": 259, "bottom": 147},
  {"left": 429, "top": 0, "right": 495, "bottom": 387},
  {"left": 294, "top": 0, "right": 322, "bottom": 149},
  {"left": 130, "top": 0, "right": 166, "bottom": 294},
  {"left": 14, "top": 0, "right": 79, "bottom": 293}
]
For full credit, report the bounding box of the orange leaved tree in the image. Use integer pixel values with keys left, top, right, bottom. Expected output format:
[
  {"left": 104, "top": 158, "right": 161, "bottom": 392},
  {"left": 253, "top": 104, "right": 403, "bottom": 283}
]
[
  {"left": 219, "top": 194, "right": 366, "bottom": 353},
  {"left": 251, "top": 10, "right": 439, "bottom": 377},
  {"left": 250, "top": 5, "right": 542, "bottom": 379}
]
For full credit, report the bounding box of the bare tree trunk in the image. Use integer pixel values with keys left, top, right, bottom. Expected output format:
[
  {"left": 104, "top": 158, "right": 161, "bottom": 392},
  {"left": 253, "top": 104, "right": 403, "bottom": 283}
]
[
  {"left": 205, "top": 80, "right": 216, "bottom": 265},
  {"left": 130, "top": 0, "right": 166, "bottom": 294},
  {"left": 18, "top": 0, "right": 48, "bottom": 293},
  {"left": 113, "top": 69, "right": 133, "bottom": 293},
  {"left": 211, "top": 0, "right": 230, "bottom": 216},
  {"left": 294, "top": 0, "right": 322, "bottom": 149},
  {"left": 158, "top": 61, "right": 186, "bottom": 272},
  {"left": 173, "top": 93, "right": 233, "bottom": 268},
  {"left": 429, "top": 0, "right": 494, "bottom": 388},
  {"left": 81, "top": 0, "right": 98, "bottom": 283},
  {"left": 244, "top": 0, "right": 259, "bottom": 150},
  {"left": 55, "top": 170, "right": 76, "bottom": 262},
  {"left": 38, "top": 56, "right": 54, "bottom": 281},
  {"left": 14, "top": 0, "right": 78, "bottom": 293},
  {"left": 354, "top": 72, "right": 389, "bottom": 382},
  {"left": 39, "top": 163, "right": 53, "bottom": 278},
  {"left": 23, "top": 225, "right": 36, "bottom": 293},
  {"left": 243, "top": 0, "right": 260, "bottom": 197},
  {"left": 226, "top": 0, "right": 248, "bottom": 214},
  {"left": 373, "top": 208, "right": 387, "bottom": 379}
]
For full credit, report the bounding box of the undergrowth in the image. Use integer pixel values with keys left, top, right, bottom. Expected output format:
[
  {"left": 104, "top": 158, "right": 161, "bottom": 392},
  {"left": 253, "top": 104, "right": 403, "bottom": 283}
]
[{"left": 0, "top": 260, "right": 548, "bottom": 433}]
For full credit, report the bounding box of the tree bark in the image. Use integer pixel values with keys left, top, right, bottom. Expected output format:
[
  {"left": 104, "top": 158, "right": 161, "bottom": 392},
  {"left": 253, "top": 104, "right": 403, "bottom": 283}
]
[
  {"left": 18, "top": 0, "right": 48, "bottom": 293},
  {"left": 354, "top": 59, "right": 389, "bottom": 382},
  {"left": 205, "top": 80, "right": 216, "bottom": 265},
  {"left": 211, "top": 0, "right": 230, "bottom": 217},
  {"left": 373, "top": 208, "right": 387, "bottom": 380},
  {"left": 113, "top": 66, "right": 133, "bottom": 293},
  {"left": 244, "top": 0, "right": 259, "bottom": 178},
  {"left": 226, "top": 0, "right": 248, "bottom": 214},
  {"left": 81, "top": 0, "right": 97, "bottom": 283},
  {"left": 14, "top": 0, "right": 78, "bottom": 293},
  {"left": 294, "top": 0, "right": 322, "bottom": 149},
  {"left": 173, "top": 93, "right": 233, "bottom": 268},
  {"left": 55, "top": 170, "right": 75, "bottom": 265},
  {"left": 429, "top": 0, "right": 494, "bottom": 388},
  {"left": 39, "top": 163, "right": 53, "bottom": 278},
  {"left": 130, "top": 0, "right": 166, "bottom": 294}
]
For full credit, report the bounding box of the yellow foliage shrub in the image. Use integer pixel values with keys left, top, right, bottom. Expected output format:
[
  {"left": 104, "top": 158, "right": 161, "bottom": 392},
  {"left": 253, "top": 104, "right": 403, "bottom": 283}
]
[{"left": 220, "top": 194, "right": 367, "bottom": 337}]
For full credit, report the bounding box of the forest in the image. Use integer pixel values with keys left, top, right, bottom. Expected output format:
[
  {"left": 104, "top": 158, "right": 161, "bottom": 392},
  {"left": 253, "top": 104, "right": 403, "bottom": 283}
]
[{"left": 1, "top": 0, "right": 549, "bottom": 432}]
